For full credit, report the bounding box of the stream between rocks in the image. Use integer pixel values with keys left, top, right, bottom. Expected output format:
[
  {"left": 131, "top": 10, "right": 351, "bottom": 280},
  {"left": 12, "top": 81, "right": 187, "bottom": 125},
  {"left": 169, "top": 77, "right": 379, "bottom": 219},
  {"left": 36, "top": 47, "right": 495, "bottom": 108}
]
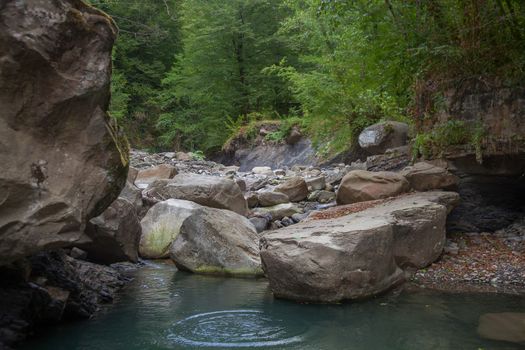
[{"left": 22, "top": 261, "right": 525, "bottom": 350}]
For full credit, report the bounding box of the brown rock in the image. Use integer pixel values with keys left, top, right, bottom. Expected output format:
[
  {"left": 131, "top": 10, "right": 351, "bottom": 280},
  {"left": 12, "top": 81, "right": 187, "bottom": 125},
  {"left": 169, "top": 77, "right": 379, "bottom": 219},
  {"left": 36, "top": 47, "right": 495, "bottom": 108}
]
[
  {"left": 336, "top": 170, "right": 410, "bottom": 205},
  {"left": 257, "top": 191, "right": 290, "bottom": 207},
  {"left": 0, "top": 0, "right": 128, "bottom": 263},
  {"left": 401, "top": 162, "right": 459, "bottom": 191},
  {"left": 135, "top": 164, "right": 178, "bottom": 188},
  {"left": 274, "top": 177, "right": 309, "bottom": 202}
]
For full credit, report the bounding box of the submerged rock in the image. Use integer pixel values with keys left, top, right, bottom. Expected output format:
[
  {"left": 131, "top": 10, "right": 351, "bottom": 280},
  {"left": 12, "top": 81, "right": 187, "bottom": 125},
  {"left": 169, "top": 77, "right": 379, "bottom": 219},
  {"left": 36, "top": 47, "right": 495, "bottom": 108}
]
[
  {"left": 260, "top": 191, "right": 458, "bottom": 302},
  {"left": 0, "top": 0, "right": 128, "bottom": 263},
  {"left": 139, "top": 199, "right": 201, "bottom": 259},
  {"left": 170, "top": 207, "right": 262, "bottom": 276},
  {"left": 478, "top": 312, "right": 525, "bottom": 344},
  {"left": 336, "top": 170, "right": 409, "bottom": 205},
  {"left": 145, "top": 174, "right": 248, "bottom": 216}
]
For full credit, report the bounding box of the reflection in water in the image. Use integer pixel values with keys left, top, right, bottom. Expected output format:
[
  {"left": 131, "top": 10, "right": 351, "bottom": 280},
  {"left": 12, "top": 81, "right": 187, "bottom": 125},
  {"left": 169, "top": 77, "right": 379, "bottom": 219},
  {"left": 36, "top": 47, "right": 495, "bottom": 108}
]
[{"left": 22, "top": 262, "right": 525, "bottom": 350}]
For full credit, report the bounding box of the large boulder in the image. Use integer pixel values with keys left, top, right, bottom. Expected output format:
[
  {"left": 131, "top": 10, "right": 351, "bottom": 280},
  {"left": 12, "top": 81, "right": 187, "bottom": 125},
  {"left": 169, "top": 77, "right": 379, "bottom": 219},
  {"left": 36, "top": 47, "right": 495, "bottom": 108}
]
[
  {"left": 358, "top": 121, "right": 409, "bottom": 155},
  {"left": 139, "top": 199, "right": 201, "bottom": 259},
  {"left": 260, "top": 191, "right": 459, "bottom": 302},
  {"left": 336, "top": 170, "right": 410, "bottom": 205},
  {"left": 135, "top": 164, "right": 178, "bottom": 189},
  {"left": 274, "top": 177, "right": 309, "bottom": 202},
  {"left": 170, "top": 207, "right": 262, "bottom": 276},
  {"left": 145, "top": 174, "right": 248, "bottom": 216},
  {"left": 119, "top": 181, "right": 143, "bottom": 215},
  {"left": 82, "top": 198, "right": 141, "bottom": 264},
  {"left": 0, "top": 0, "right": 128, "bottom": 263},
  {"left": 400, "top": 162, "right": 459, "bottom": 191}
]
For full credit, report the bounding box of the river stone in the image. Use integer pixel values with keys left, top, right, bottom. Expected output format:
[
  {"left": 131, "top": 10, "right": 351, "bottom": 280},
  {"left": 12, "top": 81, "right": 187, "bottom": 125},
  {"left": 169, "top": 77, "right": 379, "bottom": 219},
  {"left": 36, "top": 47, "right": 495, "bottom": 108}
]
[
  {"left": 82, "top": 198, "right": 142, "bottom": 264},
  {"left": 274, "top": 177, "right": 309, "bottom": 202},
  {"left": 135, "top": 164, "right": 178, "bottom": 189},
  {"left": 145, "top": 174, "right": 248, "bottom": 216},
  {"left": 170, "top": 207, "right": 262, "bottom": 276},
  {"left": 400, "top": 162, "right": 459, "bottom": 191},
  {"left": 257, "top": 191, "right": 290, "bottom": 207},
  {"left": 336, "top": 170, "right": 410, "bottom": 205},
  {"left": 305, "top": 176, "right": 326, "bottom": 191},
  {"left": 358, "top": 121, "right": 409, "bottom": 155},
  {"left": 260, "top": 191, "right": 459, "bottom": 302},
  {"left": 0, "top": 0, "right": 128, "bottom": 263},
  {"left": 252, "top": 166, "right": 274, "bottom": 176},
  {"left": 477, "top": 313, "right": 525, "bottom": 344},
  {"left": 252, "top": 203, "right": 302, "bottom": 220},
  {"left": 139, "top": 199, "right": 202, "bottom": 259}
]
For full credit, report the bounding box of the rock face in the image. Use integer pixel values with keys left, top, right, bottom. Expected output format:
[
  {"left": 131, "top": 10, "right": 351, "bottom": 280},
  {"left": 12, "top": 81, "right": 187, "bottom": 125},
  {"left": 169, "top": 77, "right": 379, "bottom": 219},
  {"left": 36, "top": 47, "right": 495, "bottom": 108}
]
[
  {"left": 82, "top": 198, "right": 141, "bottom": 264},
  {"left": 358, "top": 121, "right": 409, "bottom": 155},
  {"left": 145, "top": 174, "right": 248, "bottom": 216},
  {"left": 274, "top": 177, "right": 309, "bottom": 202},
  {"left": 401, "top": 162, "right": 458, "bottom": 191},
  {"left": 135, "top": 164, "right": 178, "bottom": 189},
  {"left": 170, "top": 207, "right": 262, "bottom": 276},
  {"left": 139, "top": 199, "right": 201, "bottom": 259},
  {"left": 260, "top": 192, "right": 459, "bottom": 302},
  {"left": 336, "top": 170, "right": 410, "bottom": 205},
  {"left": 0, "top": 0, "right": 128, "bottom": 263}
]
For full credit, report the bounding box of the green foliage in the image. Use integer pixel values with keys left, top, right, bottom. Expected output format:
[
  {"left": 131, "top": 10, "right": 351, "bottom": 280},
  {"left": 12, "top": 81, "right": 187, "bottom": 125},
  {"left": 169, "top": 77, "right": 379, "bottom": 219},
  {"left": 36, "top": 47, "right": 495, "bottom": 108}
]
[
  {"left": 189, "top": 150, "right": 206, "bottom": 161},
  {"left": 412, "top": 120, "right": 487, "bottom": 162}
]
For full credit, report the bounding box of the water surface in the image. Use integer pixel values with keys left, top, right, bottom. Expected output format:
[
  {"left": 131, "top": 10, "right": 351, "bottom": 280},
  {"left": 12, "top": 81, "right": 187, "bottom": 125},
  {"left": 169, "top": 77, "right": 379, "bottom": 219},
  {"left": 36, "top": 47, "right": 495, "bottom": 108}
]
[{"left": 24, "top": 262, "right": 525, "bottom": 350}]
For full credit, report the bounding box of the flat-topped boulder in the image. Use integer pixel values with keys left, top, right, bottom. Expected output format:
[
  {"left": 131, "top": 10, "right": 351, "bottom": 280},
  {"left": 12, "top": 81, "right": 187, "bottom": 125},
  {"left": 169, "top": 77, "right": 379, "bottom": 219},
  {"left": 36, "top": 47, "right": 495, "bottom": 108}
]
[
  {"left": 170, "top": 206, "right": 262, "bottom": 276},
  {"left": 144, "top": 174, "right": 248, "bottom": 216},
  {"left": 135, "top": 164, "right": 178, "bottom": 189},
  {"left": 336, "top": 170, "right": 409, "bottom": 205},
  {"left": 260, "top": 191, "right": 459, "bottom": 302}
]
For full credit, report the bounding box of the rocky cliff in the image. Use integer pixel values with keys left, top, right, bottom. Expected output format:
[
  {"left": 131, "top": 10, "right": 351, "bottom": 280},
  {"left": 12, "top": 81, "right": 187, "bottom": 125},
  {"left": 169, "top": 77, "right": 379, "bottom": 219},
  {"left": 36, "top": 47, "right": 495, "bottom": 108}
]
[{"left": 0, "top": 0, "right": 129, "bottom": 263}]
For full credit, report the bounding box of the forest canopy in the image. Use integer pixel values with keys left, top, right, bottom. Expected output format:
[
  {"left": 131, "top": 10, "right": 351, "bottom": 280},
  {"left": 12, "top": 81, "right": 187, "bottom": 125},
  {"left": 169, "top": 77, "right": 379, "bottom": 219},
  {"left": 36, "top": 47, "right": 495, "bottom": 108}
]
[{"left": 90, "top": 0, "right": 525, "bottom": 156}]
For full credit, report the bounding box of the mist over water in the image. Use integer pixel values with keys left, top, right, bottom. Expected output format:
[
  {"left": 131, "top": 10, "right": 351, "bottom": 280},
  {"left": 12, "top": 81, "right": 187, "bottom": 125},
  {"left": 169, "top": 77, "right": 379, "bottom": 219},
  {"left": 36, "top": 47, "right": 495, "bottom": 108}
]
[{"left": 23, "top": 262, "right": 525, "bottom": 350}]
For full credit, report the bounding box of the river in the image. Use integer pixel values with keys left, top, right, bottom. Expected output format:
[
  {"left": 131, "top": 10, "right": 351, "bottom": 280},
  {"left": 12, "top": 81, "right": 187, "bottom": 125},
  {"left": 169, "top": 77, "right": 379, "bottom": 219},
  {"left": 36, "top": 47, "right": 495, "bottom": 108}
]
[{"left": 23, "top": 261, "right": 525, "bottom": 350}]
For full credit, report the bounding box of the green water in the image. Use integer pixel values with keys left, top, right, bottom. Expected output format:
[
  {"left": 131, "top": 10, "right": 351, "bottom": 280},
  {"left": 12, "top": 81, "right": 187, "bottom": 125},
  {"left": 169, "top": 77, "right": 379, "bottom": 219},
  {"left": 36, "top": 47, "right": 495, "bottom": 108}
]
[{"left": 23, "top": 262, "right": 525, "bottom": 350}]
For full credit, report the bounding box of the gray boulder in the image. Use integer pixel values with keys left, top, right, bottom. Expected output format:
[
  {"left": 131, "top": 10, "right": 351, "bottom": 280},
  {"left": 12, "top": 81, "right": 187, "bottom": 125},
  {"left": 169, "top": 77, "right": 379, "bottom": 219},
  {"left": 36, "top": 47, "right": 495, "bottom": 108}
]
[
  {"left": 358, "top": 121, "right": 409, "bottom": 155},
  {"left": 145, "top": 174, "right": 248, "bottom": 216},
  {"left": 139, "top": 199, "right": 201, "bottom": 259},
  {"left": 260, "top": 191, "right": 459, "bottom": 302},
  {"left": 0, "top": 0, "right": 128, "bottom": 263},
  {"left": 170, "top": 207, "right": 262, "bottom": 276}
]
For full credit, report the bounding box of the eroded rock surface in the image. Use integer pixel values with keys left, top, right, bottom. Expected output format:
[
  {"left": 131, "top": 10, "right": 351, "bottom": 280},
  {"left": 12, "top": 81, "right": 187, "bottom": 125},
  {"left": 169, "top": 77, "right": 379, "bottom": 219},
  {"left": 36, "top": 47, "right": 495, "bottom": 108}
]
[{"left": 0, "top": 0, "right": 128, "bottom": 263}]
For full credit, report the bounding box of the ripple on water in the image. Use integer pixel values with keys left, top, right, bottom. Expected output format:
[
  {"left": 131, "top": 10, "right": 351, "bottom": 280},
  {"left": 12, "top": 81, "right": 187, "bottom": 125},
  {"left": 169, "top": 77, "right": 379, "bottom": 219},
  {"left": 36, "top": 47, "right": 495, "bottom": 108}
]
[{"left": 167, "top": 310, "right": 306, "bottom": 348}]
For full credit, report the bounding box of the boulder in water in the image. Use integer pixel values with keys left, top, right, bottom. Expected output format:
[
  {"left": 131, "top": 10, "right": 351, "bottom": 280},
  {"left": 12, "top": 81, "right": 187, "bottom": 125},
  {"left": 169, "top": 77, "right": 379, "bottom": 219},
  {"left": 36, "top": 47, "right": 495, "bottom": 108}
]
[
  {"left": 478, "top": 312, "right": 525, "bottom": 344},
  {"left": 170, "top": 207, "right": 262, "bottom": 276},
  {"left": 139, "top": 199, "right": 201, "bottom": 259}
]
